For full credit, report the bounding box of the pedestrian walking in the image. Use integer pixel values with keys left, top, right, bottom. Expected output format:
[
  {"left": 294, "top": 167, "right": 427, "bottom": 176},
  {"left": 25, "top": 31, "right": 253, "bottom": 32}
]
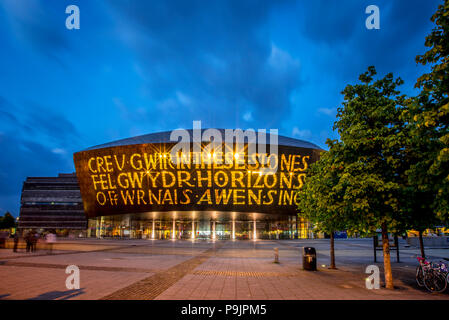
[
  {"left": 45, "top": 232, "right": 56, "bottom": 254},
  {"left": 0, "top": 232, "right": 6, "bottom": 249},
  {"left": 25, "top": 232, "right": 32, "bottom": 252},
  {"left": 13, "top": 232, "right": 19, "bottom": 252},
  {"left": 31, "top": 232, "right": 39, "bottom": 252}
]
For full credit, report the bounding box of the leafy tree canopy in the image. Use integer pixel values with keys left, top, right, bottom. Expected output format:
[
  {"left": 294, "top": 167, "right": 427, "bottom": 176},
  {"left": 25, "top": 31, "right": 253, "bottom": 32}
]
[
  {"left": 331, "top": 66, "right": 408, "bottom": 235},
  {"left": 408, "top": 1, "right": 449, "bottom": 221},
  {"left": 0, "top": 212, "right": 16, "bottom": 229},
  {"left": 297, "top": 141, "right": 350, "bottom": 235}
]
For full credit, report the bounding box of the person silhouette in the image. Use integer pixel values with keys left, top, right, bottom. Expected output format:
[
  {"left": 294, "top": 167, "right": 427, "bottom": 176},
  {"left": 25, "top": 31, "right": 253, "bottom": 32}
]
[{"left": 13, "top": 232, "right": 19, "bottom": 252}]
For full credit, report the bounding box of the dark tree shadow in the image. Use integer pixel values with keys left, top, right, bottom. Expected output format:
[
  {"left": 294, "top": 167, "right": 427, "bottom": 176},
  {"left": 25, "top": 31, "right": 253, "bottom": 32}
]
[{"left": 28, "top": 288, "right": 86, "bottom": 300}]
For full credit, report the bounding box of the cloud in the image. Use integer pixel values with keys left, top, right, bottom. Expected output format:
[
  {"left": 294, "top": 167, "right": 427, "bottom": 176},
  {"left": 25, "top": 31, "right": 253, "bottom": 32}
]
[
  {"left": 51, "top": 148, "right": 67, "bottom": 155},
  {"left": 176, "top": 91, "right": 192, "bottom": 106},
  {"left": 108, "top": 0, "right": 300, "bottom": 129},
  {"left": 299, "top": 1, "right": 361, "bottom": 45},
  {"left": 0, "top": 133, "right": 73, "bottom": 215},
  {"left": 0, "top": 98, "right": 81, "bottom": 147},
  {"left": 292, "top": 127, "right": 312, "bottom": 139},
  {"left": 297, "top": 0, "right": 440, "bottom": 80},
  {"left": 25, "top": 103, "right": 81, "bottom": 146},
  {"left": 0, "top": 0, "right": 441, "bottom": 214},
  {"left": 0, "top": 0, "right": 70, "bottom": 58},
  {"left": 318, "top": 107, "right": 337, "bottom": 117},
  {"left": 268, "top": 44, "right": 300, "bottom": 71},
  {"left": 243, "top": 111, "right": 253, "bottom": 122},
  {"left": 0, "top": 96, "right": 82, "bottom": 215}
]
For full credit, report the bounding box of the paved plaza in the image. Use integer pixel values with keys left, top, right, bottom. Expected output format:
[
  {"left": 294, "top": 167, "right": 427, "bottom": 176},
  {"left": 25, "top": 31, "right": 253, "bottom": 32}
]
[{"left": 0, "top": 238, "right": 448, "bottom": 300}]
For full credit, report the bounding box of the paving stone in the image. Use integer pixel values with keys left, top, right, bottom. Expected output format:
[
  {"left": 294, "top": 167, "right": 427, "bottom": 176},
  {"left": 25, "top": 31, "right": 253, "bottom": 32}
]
[{"left": 1, "top": 239, "right": 449, "bottom": 300}]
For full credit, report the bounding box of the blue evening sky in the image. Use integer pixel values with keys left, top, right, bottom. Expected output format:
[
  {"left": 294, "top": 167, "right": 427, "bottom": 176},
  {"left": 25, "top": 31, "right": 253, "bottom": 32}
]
[{"left": 0, "top": 0, "right": 441, "bottom": 215}]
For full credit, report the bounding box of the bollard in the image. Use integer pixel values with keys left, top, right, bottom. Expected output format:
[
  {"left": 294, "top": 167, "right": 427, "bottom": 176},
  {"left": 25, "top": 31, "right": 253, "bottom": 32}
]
[{"left": 274, "top": 247, "right": 279, "bottom": 263}]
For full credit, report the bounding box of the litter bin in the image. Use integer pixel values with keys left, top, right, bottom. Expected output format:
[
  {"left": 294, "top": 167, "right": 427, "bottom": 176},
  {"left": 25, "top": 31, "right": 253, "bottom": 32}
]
[{"left": 302, "top": 247, "right": 317, "bottom": 271}]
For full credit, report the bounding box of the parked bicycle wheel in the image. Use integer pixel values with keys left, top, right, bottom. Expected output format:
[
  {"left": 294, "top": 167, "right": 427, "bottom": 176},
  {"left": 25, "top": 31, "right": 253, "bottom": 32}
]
[
  {"left": 416, "top": 265, "right": 425, "bottom": 287},
  {"left": 424, "top": 270, "right": 447, "bottom": 293}
]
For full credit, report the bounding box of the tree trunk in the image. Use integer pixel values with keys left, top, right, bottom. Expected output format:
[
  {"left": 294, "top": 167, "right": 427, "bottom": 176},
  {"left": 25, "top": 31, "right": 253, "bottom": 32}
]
[
  {"left": 418, "top": 230, "right": 425, "bottom": 259},
  {"left": 329, "top": 231, "right": 336, "bottom": 269},
  {"left": 381, "top": 222, "right": 394, "bottom": 289}
]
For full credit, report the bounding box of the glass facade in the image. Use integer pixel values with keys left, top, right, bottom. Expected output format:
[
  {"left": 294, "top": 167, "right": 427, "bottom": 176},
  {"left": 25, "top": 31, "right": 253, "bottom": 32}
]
[{"left": 87, "top": 211, "right": 314, "bottom": 240}]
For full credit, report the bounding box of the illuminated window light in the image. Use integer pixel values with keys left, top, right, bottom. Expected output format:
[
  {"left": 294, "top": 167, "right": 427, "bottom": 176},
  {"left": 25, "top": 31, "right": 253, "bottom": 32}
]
[
  {"left": 234, "top": 152, "right": 239, "bottom": 159},
  {"left": 191, "top": 212, "right": 196, "bottom": 240}
]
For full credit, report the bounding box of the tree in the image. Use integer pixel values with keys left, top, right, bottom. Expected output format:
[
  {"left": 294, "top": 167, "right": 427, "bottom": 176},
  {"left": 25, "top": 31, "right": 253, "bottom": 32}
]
[
  {"left": 402, "top": 183, "right": 441, "bottom": 258},
  {"left": 397, "top": 98, "right": 441, "bottom": 258},
  {"left": 399, "top": 110, "right": 442, "bottom": 258},
  {"left": 297, "top": 141, "right": 348, "bottom": 269},
  {"left": 332, "top": 66, "right": 408, "bottom": 289},
  {"left": 0, "top": 212, "right": 16, "bottom": 229},
  {"left": 407, "top": 1, "right": 449, "bottom": 223}
]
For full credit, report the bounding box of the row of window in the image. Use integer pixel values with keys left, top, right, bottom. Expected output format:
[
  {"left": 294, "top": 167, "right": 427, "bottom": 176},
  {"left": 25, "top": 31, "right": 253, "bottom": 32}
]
[{"left": 23, "top": 202, "right": 81, "bottom": 205}]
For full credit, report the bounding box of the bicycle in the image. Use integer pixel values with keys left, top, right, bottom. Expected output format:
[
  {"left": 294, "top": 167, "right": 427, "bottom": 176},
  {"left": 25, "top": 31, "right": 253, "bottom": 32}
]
[{"left": 416, "top": 257, "right": 448, "bottom": 293}]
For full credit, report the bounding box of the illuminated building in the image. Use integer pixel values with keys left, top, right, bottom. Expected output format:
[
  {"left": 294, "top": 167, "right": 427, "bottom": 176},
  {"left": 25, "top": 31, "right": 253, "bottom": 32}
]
[{"left": 73, "top": 129, "right": 322, "bottom": 240}]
